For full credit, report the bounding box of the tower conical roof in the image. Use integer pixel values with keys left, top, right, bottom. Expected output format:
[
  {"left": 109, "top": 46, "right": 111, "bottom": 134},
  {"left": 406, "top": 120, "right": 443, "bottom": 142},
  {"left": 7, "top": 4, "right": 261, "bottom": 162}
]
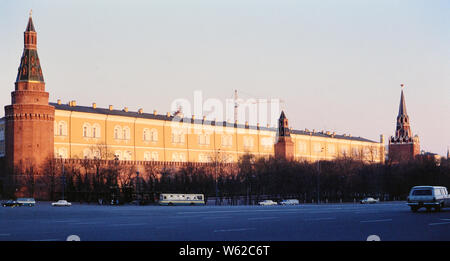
[
  {"left": 398, "top": 90, "right": 407, "bottom": 116},
  {"left": 16, "top": 15, "right": 44, "bottom": 83},
  {"left": 26, "top": 16, "right": 35, "bottom": 32}
]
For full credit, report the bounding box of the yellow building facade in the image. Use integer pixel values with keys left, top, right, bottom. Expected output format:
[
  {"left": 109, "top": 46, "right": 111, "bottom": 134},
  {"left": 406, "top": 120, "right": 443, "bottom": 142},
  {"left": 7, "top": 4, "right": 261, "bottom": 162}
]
[{"left": 47, "top": 100, "right": 385, "bottom": 164}]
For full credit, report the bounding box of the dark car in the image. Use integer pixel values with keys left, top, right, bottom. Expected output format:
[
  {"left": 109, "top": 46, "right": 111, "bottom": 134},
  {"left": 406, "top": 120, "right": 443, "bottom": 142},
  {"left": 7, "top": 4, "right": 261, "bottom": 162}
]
[{"left": 2, "top": 200, "right": 20, "bottom": 207}]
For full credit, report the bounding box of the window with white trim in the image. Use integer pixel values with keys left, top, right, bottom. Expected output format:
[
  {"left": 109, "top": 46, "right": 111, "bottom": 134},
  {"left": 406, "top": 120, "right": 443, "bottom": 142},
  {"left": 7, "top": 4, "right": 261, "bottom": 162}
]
[
  {"left": 198, "top": 133, "right": 210, "bottom": 145},
  {"left": 123, "top": 127, "right": 131, "bottom": 140},
  {"left": 243, "top": 136, "right": 254, "bottom": 149},
  {"left": 82, "top": 123, "right": 91, "bottom": 138},
  {"left": 114, "top": 126, "right": 122, "bottom": 140},
  {"left": 171, "top": 129, "right": 185, "bottom": 144},
  {"left": 221, "top": 134, "right": 233, "bottom": 147},
  {"left": 83, "top": 148, "right": 92, "bottom": 159},
  {"left": 56, "top": 121, "right": 67, "bottom": 136},
  {"left": 298, "top": 141, "right": 307, "bottom": 153}
]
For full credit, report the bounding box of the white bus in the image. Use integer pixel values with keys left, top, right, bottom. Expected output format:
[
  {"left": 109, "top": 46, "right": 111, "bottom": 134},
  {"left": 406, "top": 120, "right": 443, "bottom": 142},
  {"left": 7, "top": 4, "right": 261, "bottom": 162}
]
[{"left": 158, "top": 193, "right": 205, "bottom": 206}]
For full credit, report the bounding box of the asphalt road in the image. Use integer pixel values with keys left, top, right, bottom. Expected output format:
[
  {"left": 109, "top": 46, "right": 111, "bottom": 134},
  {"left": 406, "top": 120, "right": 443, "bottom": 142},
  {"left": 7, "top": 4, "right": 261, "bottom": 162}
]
[{"left": 1, "top": 201, "right": 450, "bottom": 241}]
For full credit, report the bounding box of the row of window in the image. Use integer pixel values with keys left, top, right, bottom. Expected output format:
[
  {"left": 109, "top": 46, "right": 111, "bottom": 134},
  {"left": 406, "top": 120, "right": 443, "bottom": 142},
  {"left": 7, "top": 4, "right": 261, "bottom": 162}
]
[
  {"left": 55, "top": 148, "right": 236, "bottom": 163},
  {"left": 54, "top": 121, "right": 276, "bottom": 149},
  {"left": 297, "top": 142, "right": 379, "bottom": 157}
]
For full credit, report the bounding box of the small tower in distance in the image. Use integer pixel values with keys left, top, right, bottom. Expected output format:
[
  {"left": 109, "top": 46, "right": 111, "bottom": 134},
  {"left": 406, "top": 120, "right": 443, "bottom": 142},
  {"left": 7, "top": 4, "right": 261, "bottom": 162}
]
[
  {"left": 388, "top": 84, "right": 420, "bottom": 163},
  {"left": 274, "top": 111, "right": 295, "bottom": 160}
]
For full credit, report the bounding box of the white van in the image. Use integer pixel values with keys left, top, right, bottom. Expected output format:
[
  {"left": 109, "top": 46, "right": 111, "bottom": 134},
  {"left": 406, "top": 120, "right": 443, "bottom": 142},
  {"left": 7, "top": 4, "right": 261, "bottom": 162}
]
[{"left": 407, "top": 186, "right": 450, "bottom": 212}]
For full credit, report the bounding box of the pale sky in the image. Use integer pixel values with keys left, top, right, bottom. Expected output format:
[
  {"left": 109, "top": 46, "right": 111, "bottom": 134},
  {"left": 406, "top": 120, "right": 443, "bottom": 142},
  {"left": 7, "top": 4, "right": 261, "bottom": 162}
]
[{"left": 0, "top": 0, "right": 449, "bottom": 156}]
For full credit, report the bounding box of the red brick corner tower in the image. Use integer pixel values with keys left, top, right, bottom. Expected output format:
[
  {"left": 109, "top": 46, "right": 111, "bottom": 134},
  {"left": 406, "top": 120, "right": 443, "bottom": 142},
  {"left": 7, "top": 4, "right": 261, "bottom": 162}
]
[
  {"left": 274, "top": 111, "right": 295, "bottom": 160},
  {"left": 5, "top": 14, "right": 55, "bottom": 173},
  {"left": 388, "top": 84, "right": 420, "bottom": 163}
]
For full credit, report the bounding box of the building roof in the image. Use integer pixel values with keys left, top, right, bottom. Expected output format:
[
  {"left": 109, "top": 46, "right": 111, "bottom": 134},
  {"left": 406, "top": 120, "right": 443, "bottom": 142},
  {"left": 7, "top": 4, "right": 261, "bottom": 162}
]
[{"left": 50, "top": 102, "right": 379, "bottom": 143}]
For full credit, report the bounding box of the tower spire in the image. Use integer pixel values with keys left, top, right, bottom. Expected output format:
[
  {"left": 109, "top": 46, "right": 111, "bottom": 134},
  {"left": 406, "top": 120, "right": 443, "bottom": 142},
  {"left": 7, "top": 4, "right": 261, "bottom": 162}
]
[
  {"left": 17, "top": 13, "right": 43, "bottom": 83},
  {"left": 398, "top": 84, "right": 407, "bottom": 116},
  {"left": 393, "top": 84, "right": 412, "bottom": 142}
]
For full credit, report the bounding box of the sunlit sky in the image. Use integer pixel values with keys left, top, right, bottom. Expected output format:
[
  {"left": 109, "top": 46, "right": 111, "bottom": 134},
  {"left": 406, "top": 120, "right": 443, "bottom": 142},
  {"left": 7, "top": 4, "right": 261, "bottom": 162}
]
[{"left": 1, "top": 0, "right": 449, "bottom": 155}]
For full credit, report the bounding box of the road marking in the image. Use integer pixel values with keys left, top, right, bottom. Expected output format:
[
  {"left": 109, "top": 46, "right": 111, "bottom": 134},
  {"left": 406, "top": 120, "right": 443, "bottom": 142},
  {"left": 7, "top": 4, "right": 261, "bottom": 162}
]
[
  {"left": 429, "top": 222, "right": 450, "bottom": 226},
  {"left": 203, "top": 216, "right": 232, "bottom": 220},
  {"left": 109, "top": 223, "right": 147, "bottom": 227},
  {"left": 304, "top": 217, "right": 336, "bottom": 221},
  {"left": 248, "top": 216, "right": 278, "bottom": 220},
  {"left": 214, "top": 228, "right": 256, "bottom": 233},
  {"left": 360, "top": 219, "right": 392, "bottom": 223},
  {"left": 71, "top": 222, "right": 103, "bottom": 225},
  {"left": 30, "top": 239, "right": 61, "bottom": 241}
]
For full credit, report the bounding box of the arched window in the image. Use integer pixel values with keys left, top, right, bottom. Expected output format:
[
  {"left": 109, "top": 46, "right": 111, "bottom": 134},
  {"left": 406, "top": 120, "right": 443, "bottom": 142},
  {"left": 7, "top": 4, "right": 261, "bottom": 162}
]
[
  {"left": 58, "top": 148, "right": 68, "bottom": 159},
  {"left": 198, "top": 132, "right": 211, "bottom": 145},
  {"left": 199, "top": 154, "right": 210, "bottom": 163},
  {"left": 57, "top": 121, "right": 67, "bottom": 136},
  {"left": 123, "top": 126, "right": 131, "bottom": 140},
  {"left": 151, "top": 128, "right": 158, "bottom": 142},
  {"left": 328, "top": 144, "right": 336, "bottom": 154},
  {"left": 171, "top": 129, "right": 185, "bottom": 144},
  {"left": 298, "top": 141, "right": 307, "bottom": 153},
  {"left": 243, "top": 136, "right": 254, "bottom": 149},
  {"left": 143, "top": 128, "right": 150, "bottom": 141},
  {"left": 114, "top": 126, "right": 122, "bottom": 140},
  {"left": 93, "top": 149, "right": 101, "bottom": 159},
  {"left": 151, "top": 151, "right": 159, "bottom": 161},
  {"left": 144, "top": 151, "right": 151, "bottom": 161},
  {"left": 83, "top": 148, "right": 92, "bottom": 159},
  {"left": 123, "top": 151, "right": 132, "bottom": 160},
  {"left": 92, "top": 123, "right": 101, "bottom": 138},
  {"left": 114, "top": 150, "right": 122, "bottom": 160},
  {"left": 82, "top": 123, "right": 91, "bottom": 138}
]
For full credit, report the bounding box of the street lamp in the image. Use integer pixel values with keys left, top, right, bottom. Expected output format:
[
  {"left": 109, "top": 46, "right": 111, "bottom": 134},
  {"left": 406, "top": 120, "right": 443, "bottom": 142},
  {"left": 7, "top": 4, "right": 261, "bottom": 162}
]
[
  {"left": 60, "top": 156, "right": 66, "bottom": 200},
  {"left": 136, "top": 171, "right": 140, "bottom": 205},
  {"left": 214, "top": 149, "right": 220, "bottom": 206},
  {"left": 317, "top": 160, "right": 320, "bottom": 204},
  {"left": 317, "top": 146, "right": 324, "bottom": 204}
]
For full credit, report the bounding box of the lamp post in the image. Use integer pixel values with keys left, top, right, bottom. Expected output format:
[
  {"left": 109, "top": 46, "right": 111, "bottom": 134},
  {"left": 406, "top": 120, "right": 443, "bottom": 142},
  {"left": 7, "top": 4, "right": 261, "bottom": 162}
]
[
  {"left": 60, "top": 156, "right": 66, "bottom": 200},
  {"left": 317, "top": 146, "right": 324, "bottom": 204},
  {"left": 136, "top": 171, "right": 140, "bottom": 205},
  {"left": 317, "top": 160, "right": 320, "bottom": 205},
  {"left": 214, "top": 149, "right": 220, "bottom": 205}
]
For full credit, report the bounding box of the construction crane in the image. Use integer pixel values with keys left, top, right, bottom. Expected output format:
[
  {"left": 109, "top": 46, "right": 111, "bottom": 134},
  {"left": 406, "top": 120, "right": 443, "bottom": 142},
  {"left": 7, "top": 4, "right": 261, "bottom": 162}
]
[{"left": 233, "top": 90, "right": 285, "bottom": 126}]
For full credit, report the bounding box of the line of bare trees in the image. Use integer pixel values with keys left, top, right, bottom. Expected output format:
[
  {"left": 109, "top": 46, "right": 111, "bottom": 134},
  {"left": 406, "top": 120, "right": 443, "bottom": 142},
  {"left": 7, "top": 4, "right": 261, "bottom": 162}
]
[{"left": 0, "top": 154, "right": 449, "bottom": 204}]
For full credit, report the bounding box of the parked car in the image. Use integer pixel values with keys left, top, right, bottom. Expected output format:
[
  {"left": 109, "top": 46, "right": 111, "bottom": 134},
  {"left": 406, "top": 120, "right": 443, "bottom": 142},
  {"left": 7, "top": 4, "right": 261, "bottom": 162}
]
[
  {"left": 258, "top": 200, "right": 278, "bottom": 206},
  {"left": 16, "top": 198, "right": 36, "bottom": 206},
  {"left": 280, "top": 199, "right": 299, "bottom": 205},
  {"left": 52, "top": 200, "right": 72, "bottom": 207},
  {"left": 407, "top": 186, "right": 450, "bottom": 212},
  {"left": 360, "top": 197, "right": 379, "bottom": 204},
  {"left": 2, "top": 200, "right": 20, "bottom": 207}
]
